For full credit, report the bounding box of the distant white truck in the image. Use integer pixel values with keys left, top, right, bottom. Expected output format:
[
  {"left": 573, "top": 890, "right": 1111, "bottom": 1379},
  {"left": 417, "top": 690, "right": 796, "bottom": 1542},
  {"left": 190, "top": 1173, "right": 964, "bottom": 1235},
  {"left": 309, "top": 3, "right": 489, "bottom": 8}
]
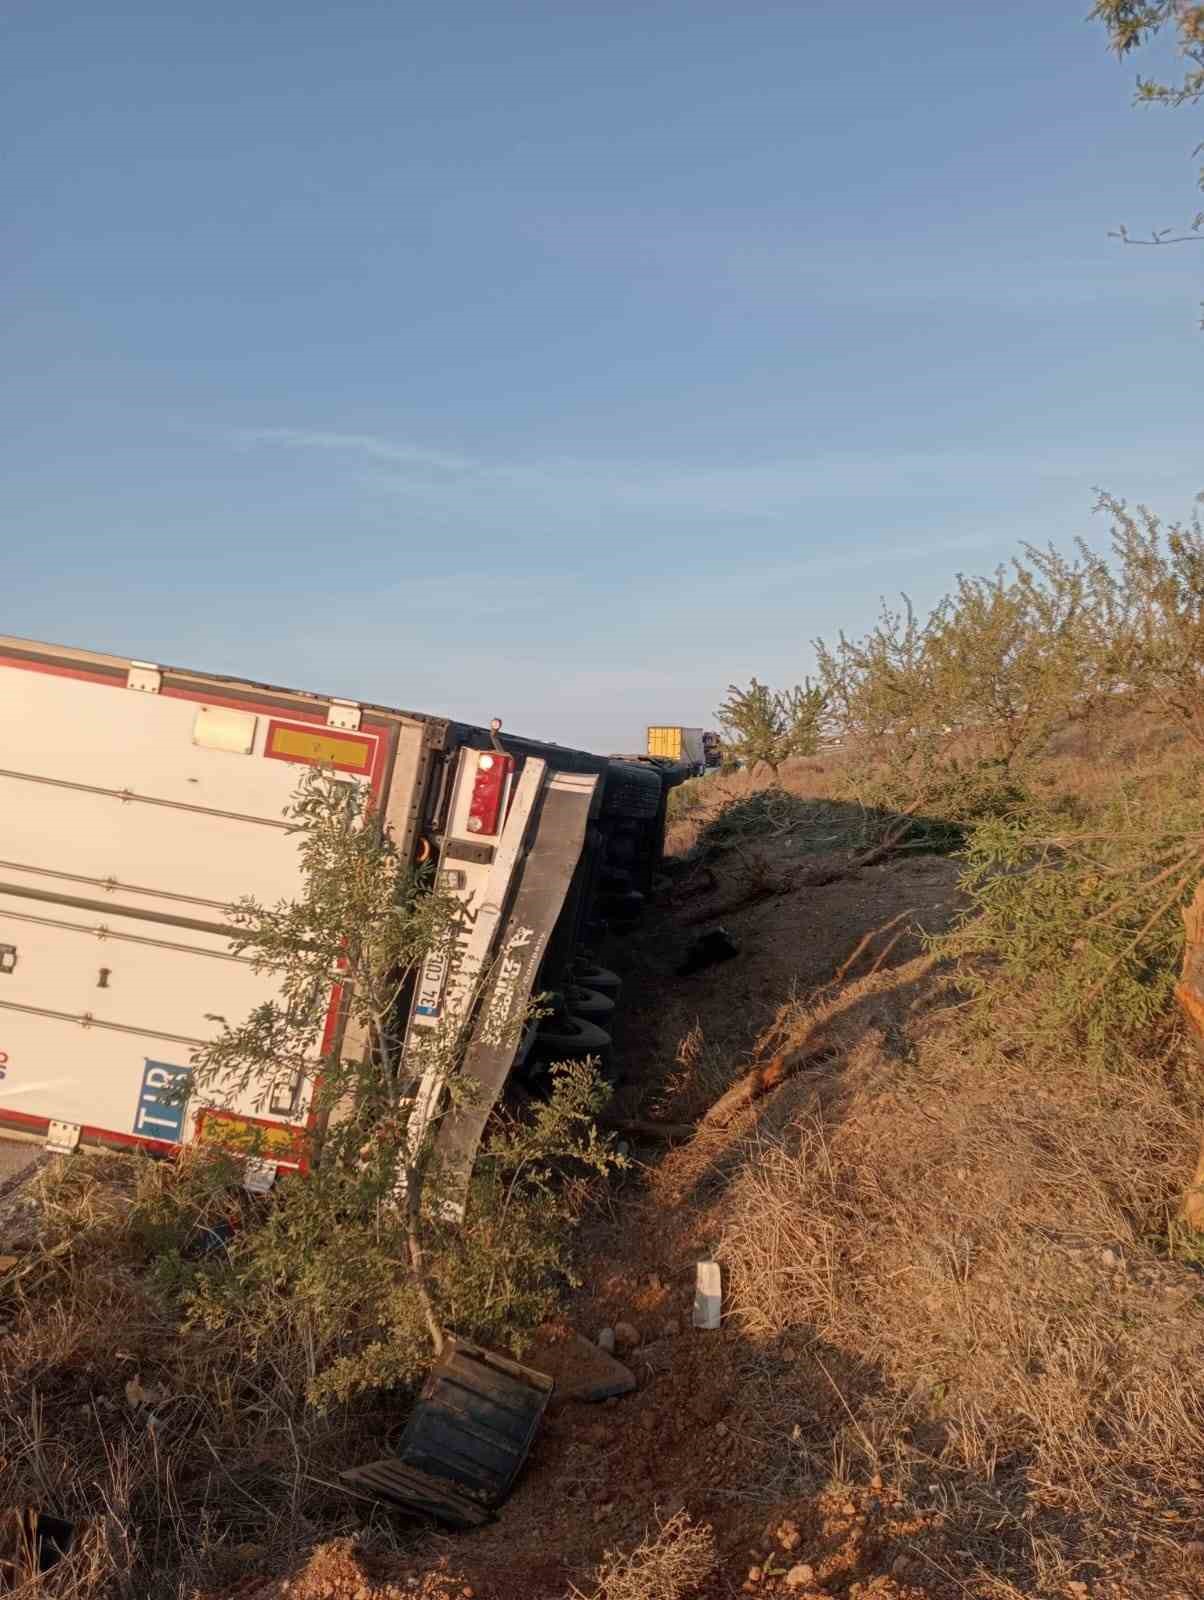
[{"left": 0, "top": 635, "right": 677, "bottom": 1184}]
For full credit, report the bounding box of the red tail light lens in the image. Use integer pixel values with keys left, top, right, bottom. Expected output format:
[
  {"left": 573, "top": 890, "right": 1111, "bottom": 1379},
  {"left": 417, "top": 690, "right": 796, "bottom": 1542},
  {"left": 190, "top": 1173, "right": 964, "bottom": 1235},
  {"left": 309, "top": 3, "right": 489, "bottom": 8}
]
[{"left": 467, "top": 751, "right": 514, "bottom": 837}]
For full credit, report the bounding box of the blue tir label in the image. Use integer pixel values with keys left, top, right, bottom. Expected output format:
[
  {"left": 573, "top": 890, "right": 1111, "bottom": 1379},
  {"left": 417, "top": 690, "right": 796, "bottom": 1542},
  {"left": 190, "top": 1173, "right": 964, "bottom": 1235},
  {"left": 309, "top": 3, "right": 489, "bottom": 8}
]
[{"left": 133, "top": 1060, "right": 192, "bottom": 1143}]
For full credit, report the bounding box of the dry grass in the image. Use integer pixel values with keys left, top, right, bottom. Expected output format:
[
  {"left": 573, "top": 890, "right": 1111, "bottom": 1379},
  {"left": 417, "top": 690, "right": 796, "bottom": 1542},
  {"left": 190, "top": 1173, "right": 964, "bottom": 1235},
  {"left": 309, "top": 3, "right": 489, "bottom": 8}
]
[
  {"left": 7, "top": 710, "right": 1204, "bottom": 1599},
  {"left": 0, "top": 1151, "right": 417, "bottom": 1600},
  {"left": 574, "top": 1510, "right": 716, "bottom": 1600},
  {"left": 665, "top": 759, "right": 860, "bottom": 859},
  {"left": 647, "top": 1024, "right": 738, "bottom": 1125},
  {"left": 712, "top": 978, "right": 1204, "bottom": 1595},
  {"left": 640, "top": 718, "right": 1204, "bottom": 1594}
]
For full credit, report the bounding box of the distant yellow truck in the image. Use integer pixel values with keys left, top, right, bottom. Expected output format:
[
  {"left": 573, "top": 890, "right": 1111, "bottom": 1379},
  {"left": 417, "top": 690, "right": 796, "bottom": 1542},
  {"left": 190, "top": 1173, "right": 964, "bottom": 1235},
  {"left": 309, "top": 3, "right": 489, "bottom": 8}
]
[{"left": 646, "top": 725, "right": 709, "bottom": 775}]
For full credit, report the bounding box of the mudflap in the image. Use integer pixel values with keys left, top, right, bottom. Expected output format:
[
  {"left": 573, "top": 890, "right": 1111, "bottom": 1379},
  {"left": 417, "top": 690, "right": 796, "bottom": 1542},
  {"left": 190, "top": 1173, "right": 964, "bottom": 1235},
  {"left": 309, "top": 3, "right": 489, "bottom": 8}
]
[
  {"left": 340, "top": 1336, "right": 554, "bottom": 1528},
  {"left": 435, "top": 769, "right": 599, "bottom": 1217}
]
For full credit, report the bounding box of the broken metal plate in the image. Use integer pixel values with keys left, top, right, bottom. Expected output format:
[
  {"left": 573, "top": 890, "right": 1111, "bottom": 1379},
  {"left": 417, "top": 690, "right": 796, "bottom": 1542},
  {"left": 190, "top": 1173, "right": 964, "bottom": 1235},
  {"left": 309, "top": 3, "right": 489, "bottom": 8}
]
[
  {"left": 341, "top": 1336, "right": 553, "bottom": 1527},
  {"left": 0, "top": 1507, "right": 74, "bottom": 1585},
  {"left": 339, "top": 1460, "right": 493, "bottom": 1530}
]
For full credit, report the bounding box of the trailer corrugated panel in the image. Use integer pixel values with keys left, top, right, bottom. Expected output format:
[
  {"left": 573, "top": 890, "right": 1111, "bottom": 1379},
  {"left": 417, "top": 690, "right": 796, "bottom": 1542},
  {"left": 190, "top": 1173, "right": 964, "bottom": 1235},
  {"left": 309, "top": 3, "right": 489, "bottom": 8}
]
[
  {"left": 646, "top": 727, "right": 704, "bottom": 769},
  {"left": 646, "top": 726, "right": 683, "bottom": 760},
  {"left": 0, "top": 644, "right": 397, "bottom": 1157}
]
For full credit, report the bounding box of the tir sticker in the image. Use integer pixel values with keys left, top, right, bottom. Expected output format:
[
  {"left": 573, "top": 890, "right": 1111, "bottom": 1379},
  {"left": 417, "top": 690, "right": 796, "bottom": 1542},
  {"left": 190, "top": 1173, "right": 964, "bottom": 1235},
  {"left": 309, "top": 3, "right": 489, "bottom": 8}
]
[{"left": 133, "top": 1060, "right": 193, "bottom": 1143}]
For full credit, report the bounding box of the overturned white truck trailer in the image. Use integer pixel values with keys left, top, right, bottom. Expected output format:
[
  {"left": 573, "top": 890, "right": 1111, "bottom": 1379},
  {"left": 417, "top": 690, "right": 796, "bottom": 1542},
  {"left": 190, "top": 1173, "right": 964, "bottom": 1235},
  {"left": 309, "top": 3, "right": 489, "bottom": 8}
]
[{"left": 0, "top": 635, "right": 676, "bottom": 1185}]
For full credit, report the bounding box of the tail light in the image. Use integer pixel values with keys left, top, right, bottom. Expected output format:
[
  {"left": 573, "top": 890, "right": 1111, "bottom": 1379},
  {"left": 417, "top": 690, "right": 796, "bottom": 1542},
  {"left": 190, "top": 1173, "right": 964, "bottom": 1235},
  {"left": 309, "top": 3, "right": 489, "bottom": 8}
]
[{"left": 466, "top": 752, "right": 514, "bottom": 836}]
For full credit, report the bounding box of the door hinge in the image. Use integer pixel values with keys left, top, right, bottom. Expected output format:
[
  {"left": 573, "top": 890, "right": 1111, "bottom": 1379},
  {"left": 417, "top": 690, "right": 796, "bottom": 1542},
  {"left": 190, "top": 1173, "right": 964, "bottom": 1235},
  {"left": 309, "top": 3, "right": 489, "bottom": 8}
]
[
  {"left": 327, "top": 699, "right": 362, "bottom": 731},
  {"left": 127, "top": 661, "right": 162, "bottom": 694},
  {"left": 46, "top": 1120, "right": 82, "bottom": 1154}
]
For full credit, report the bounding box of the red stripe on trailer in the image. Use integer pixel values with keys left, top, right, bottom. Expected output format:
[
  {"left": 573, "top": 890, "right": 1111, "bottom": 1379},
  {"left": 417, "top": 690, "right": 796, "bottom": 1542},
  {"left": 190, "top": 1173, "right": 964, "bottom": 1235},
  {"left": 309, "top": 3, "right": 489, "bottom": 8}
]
[
  {"left": 0, "top": 652, "right": 124, "bottom": 690},
  {"left": 0, "top": 1106, "right": 180, "bottom": 1157}
]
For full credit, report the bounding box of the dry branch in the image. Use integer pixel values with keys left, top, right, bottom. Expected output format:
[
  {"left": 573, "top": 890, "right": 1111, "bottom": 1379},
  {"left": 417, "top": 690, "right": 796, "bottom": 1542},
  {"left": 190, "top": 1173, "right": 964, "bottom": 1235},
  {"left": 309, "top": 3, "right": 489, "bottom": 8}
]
[{"left": 698, "top": 1045, "right": 841, "bottom": 1130}]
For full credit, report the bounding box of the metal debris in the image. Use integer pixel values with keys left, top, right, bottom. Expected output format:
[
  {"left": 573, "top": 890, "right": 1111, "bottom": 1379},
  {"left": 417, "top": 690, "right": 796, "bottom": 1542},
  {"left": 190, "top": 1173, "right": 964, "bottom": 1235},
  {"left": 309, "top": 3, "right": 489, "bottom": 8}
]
[
  {"left": 341, "top": 1336, "right": 553, "bottom": 1528},
  {"left": 0, "top": 1507, "right": 73, "bottom": 1587}
]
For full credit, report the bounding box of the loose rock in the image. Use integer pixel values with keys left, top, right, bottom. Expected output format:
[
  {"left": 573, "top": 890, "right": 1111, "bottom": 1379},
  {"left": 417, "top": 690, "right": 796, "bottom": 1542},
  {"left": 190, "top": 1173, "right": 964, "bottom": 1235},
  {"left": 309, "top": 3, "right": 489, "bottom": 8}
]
[
  {"left": 613, "top": 1321, "right": 640, "bottom": 1352},
  {"left": 597, "top": 1328, "right": 616, "bottom": 1353},
  {"left": 676, "top": 926, "right": 739, "bottom": 977}
]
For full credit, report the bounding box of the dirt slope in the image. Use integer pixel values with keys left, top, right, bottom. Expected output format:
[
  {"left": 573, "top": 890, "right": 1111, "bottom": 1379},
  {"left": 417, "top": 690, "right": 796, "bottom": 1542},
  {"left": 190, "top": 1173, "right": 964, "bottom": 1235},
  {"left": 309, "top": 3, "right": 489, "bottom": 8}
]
[
  {"left": 12, "top": 792, "right": 1200, "bottom": 1600},
  {"left": 369, "top": 811, "right": 1204, "bottom": 1600},
  {"left": 273, "top": 834, "right": 974, "bottom": 1600}
]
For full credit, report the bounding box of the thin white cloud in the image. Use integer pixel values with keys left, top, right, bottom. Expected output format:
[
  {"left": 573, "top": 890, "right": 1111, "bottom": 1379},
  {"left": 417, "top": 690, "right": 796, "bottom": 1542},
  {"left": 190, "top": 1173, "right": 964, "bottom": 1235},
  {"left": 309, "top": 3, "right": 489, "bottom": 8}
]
[
  {"left": 224, "top": 425, "right": 1201, "bottom": 523},
  {"left": 228, "top": 427, "right": 475, "bottom": 478}
]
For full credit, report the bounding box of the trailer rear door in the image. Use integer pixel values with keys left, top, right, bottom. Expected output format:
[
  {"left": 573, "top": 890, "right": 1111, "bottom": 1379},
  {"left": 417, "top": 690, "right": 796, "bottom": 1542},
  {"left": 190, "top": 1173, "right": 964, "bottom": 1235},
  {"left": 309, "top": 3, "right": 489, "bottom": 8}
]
[
  {"left": 0, "top": 652, "right": 391, "bottom": 1154},
  {"left": 646, "top": 726, "right": 683, "bottom": 761}
]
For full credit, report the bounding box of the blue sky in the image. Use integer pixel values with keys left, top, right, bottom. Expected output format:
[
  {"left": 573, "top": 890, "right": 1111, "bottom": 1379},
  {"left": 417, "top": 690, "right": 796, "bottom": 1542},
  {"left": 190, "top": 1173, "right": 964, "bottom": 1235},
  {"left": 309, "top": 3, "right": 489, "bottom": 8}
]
[{"left": 4, "top": 1, "right": 1201, "bottom": 752}]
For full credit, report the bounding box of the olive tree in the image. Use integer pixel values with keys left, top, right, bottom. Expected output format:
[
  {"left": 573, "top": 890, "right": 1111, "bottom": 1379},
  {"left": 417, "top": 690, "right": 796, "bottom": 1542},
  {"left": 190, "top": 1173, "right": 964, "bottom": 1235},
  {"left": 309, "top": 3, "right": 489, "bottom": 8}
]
[
  {"left": 1094, "top": 493, "right": 1204, "bottom": 742},
  {"left": 185, "top": 768, "right": 619, "bottom": 1403}
]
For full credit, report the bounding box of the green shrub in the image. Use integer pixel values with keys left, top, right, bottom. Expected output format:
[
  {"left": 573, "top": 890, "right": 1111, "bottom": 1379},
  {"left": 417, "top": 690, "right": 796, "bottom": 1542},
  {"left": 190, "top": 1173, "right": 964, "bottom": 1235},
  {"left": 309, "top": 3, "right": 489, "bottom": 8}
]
[
  {"left": 850, "top": 752, "right": 1035, "bottom": 849},
  {"left": 177, "top": 770, "right": 621, "bottom": 1404},
  {"left": 180, "top": 1061, "right": 617, "bottom": 1406},
  {"left": 815, "top": 544, "right": 1115, "bottom": 792},
  {"left": 716, "top": 677, "right": 827, "bottom": 775},
  {"left": 942, "top": 757, "right": 1204, "bottom": 1062}
]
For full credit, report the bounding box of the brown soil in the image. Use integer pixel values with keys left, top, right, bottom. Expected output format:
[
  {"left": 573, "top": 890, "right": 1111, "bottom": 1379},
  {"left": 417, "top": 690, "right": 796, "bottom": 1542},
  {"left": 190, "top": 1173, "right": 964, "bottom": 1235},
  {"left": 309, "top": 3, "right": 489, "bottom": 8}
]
[
  {"left": 218, "top": 1538, "right": 476, "bottom": 1599},
  {"left": 326, "top": 836, "right": 973, "bottom": 1600},
  {"left": 368, "top": 807, "right": 1204, "bottom": 1600},
  {"left": 192, "top": 825, "right": 967, "bottom": 1600},
  {"left": 157, "top": 789, "right": 1204, "bottom": 1599}
]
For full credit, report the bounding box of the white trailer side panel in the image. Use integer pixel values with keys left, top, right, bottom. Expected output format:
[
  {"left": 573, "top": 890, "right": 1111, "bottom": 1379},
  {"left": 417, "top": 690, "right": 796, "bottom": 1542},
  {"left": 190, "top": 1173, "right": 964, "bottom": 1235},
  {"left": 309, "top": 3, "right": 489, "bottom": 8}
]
[
  {"left": 0, "top": 900, "right": 282, "bottom": 1144},
  {"left": 0, "top": 657, "right": 391, "bottom": 1152}
]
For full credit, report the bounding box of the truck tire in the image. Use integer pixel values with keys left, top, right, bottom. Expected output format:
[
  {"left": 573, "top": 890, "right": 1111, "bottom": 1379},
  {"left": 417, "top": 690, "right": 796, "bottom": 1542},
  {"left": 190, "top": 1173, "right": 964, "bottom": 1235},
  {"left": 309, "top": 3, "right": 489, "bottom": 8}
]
[
  {"left": 600, "top": 888, "right": 645, "bottom": 925},
  {"left": 531, "top": 1014, "right": 612, "bottom": 1061},
  {"left": 571, "top": 960, "right": 621, "bottom": 997},
  {"left": 603, "top": 831, "right": 639, "bottom": 867},
  {"left": 602, "top": 762, "right": 663, "bottom": 820},
  {"left": 565, "top": 984, "right": 616, "bottom": 1021}
]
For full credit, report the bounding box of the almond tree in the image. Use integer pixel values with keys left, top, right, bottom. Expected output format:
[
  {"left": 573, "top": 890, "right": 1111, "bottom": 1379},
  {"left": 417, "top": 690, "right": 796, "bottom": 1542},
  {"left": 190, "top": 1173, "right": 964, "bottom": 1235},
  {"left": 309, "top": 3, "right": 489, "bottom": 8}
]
[{"left": 715, "top": 677, "right": 826, "bottom": 778}]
